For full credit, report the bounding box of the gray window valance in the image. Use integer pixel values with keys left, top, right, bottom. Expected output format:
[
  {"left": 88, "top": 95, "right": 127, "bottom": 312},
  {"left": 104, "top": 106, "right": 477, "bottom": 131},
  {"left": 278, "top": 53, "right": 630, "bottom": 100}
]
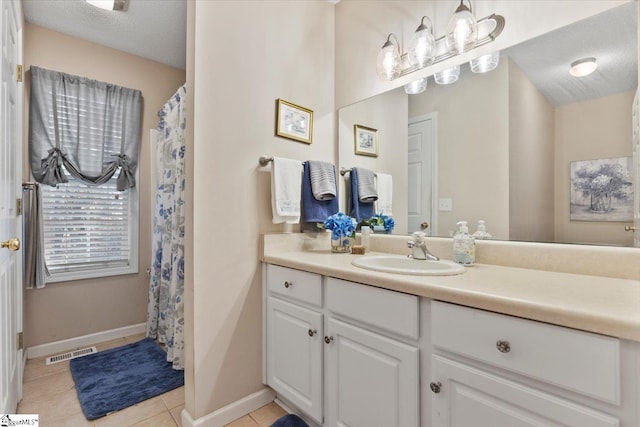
[{"left": 29, "top": 66, "right": 142, "bottom": 191}]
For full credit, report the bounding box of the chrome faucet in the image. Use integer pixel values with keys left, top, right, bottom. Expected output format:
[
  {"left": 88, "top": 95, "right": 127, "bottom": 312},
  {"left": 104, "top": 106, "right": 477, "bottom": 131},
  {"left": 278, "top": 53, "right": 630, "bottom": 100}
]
[{"left": 407, "top": 231, "right": 439, "bottom": 261}]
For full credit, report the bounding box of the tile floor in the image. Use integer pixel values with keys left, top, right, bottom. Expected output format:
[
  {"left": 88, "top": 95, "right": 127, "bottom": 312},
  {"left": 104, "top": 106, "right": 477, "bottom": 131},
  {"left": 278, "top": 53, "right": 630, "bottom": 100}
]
[{"left": 17, "top": 334, "right": 286, "bottom": 427}]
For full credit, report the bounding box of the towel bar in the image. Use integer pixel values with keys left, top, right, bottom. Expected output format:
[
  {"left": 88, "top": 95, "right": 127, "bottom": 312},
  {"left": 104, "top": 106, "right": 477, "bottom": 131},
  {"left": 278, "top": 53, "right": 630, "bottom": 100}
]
[{"left": 340, "top": 167, "right": 352, "bottom": 176}]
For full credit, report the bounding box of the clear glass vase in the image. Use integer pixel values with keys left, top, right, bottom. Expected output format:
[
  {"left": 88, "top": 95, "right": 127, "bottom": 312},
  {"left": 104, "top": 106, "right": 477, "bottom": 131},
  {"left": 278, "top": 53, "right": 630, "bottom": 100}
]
[{"left": 331, "top": 231, "right": 352, "bottom": 253}]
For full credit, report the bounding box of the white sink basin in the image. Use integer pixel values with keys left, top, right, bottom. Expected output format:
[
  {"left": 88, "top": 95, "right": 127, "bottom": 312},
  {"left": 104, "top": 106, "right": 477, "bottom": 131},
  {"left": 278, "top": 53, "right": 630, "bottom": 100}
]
[{"left": 351, "top": 255, "right": 466, "bottom": 276}]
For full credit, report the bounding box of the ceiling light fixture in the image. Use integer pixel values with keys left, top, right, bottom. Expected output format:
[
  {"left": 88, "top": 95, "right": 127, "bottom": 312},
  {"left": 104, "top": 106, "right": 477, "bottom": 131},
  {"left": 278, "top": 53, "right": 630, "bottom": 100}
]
[
  {"left": 404, "top": 77, "right": 428, "bottom": 95},
  {"left": 470, "top": 51, "right": 500, "bottom": 73},
  {"left": 434, "top": 65, "right": 460, "bottom": 85},
  {"left": 85, "top": 0, "right": 128, "bottom": 11},
  {"left": 569, "top": 57, "right": 597, "bottom": 77},
  {"left": 375, "top": 12, "right": 504, "bottom": 82},
  {"left": 376, "top": 34, "right": 402, "bottom": 81},
  {"left": 446, "top": 0, "right": 478, "bottom": 54}
]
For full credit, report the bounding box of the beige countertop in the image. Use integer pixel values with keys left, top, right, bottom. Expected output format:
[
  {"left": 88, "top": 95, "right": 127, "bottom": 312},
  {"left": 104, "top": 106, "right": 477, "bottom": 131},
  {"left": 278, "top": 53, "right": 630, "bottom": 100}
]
[{"left": 261, "top": 234, "right": 640, "bottom": 342}]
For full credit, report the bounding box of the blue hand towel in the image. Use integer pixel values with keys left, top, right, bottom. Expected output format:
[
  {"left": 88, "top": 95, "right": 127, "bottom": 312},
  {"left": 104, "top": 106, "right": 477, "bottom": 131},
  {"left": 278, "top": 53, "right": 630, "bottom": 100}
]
[
  {"left": 302, "top": 161, "right": 339, "bottom": 223},
  {"left": 349, "top": 168, "right": 375, "bottom": 222},
  {"left": 270, "top": 414, "right": 309, "bottom": 427}
]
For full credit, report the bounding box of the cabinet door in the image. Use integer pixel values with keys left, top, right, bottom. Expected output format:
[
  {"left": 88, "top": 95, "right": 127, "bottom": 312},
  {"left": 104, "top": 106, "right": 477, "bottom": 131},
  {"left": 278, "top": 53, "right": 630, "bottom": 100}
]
[
  {"left": 430, "top": 355, "right": 620, "bottom": 427},
  {"left": 326, "top": 318, "right": 419, "bottom": 427},
  {"left": 267, "top": 297, "right": 323, "bottom": 423}
]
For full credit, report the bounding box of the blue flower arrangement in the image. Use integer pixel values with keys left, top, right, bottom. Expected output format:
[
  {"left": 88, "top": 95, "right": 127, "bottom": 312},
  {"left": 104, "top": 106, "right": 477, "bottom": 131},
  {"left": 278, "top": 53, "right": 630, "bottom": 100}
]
[
  {"left": 323, "top": 212, "right": 357, "bottom": 240},
  {"left": 365, "top": 213, "right": 395, "bottom": 233}
]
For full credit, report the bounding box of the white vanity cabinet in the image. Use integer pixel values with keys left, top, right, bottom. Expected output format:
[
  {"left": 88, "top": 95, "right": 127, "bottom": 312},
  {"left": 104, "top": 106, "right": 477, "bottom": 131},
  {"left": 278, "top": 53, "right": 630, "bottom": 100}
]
[
  {"left": 429, "top": 301, "right": 633, "bottom": 427},
  {"left": 264, "top": 265, "right": 420, "bottom": 427}
]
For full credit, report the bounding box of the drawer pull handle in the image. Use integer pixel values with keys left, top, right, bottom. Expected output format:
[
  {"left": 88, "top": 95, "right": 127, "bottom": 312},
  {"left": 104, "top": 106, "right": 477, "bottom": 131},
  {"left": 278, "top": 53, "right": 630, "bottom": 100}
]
[
  {"left": 308, "top": 329, "right": 317, "bottom": 337},
  {"left": 496, "top": 340, "right": 511, "bottom": 353},
  {"left": 324, "top": 336, "right": 334, "bottom": 344},
  {"left": 430, "top": 381, "right": 442, "bottom": 394},
  {"left": 284, "top": 281, "right": 293, "bottom": 288}
]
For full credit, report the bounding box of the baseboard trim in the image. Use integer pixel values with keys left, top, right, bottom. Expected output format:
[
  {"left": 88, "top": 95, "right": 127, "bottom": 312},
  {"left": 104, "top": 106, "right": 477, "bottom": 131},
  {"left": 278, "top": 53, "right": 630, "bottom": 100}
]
[
  {"left": 26, "top": 323, "right": 147, "bottom": 359},
  {"left": 181, "top": 388, "right": 276, "bottom": 427}
]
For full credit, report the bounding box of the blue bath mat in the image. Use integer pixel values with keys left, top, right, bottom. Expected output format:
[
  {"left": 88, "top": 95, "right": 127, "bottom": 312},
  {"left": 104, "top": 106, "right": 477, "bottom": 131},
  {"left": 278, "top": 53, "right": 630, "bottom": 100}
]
[
  {"left": 70, "top": 337, "right": 184, "bottom": 420},
  {"left": 270, "top": 414, "right": 309, "bottom": 427}
]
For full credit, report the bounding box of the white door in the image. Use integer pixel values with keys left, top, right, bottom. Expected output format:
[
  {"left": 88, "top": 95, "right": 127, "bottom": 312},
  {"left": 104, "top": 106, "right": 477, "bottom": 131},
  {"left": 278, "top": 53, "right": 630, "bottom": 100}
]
[
  {"left": 632, "top": 90, "right": 639, "bottom": 247},
  {"left": 408, "top": 113, "right": 437, "bottom": 234},
  {"left": 0, "top": 0, "right": 23, "bottom": 414},
  {"left": 266, "top": 297, "right": 323, "bottom": 424},
  {"left": 430, "top": 355, "right": 619, "bottom": 427},
  {"left": 325, "top": 318, "right": 419, "bottom": 427}
]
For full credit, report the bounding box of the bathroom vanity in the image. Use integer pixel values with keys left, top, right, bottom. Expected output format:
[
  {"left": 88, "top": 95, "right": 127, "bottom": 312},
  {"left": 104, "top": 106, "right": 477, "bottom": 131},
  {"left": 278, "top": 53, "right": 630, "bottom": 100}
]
[{"left": 261, "top": 233, "right": 640, "bottom": 427}]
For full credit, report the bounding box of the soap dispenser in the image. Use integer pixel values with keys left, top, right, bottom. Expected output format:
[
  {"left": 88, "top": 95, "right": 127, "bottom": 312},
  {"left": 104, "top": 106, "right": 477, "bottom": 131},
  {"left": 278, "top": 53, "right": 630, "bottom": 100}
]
[
  {"left": 453, "top": 221, "right": 475, "bottom": 265},
  {"left": 473, "top": 220, "right": 492, "bottom": 240}
]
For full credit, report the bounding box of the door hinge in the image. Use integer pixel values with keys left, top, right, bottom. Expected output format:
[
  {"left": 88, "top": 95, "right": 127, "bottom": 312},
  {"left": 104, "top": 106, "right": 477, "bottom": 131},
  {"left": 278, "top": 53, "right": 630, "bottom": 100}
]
[
  {"left": 16, "top": 198, "right": 22, "bottom": 216},
  {"left": 16, "top": 64, "right": 22, "bottom": 82},
  {"left": 17, "top": 332, "right": 23, "bottom": 350}
]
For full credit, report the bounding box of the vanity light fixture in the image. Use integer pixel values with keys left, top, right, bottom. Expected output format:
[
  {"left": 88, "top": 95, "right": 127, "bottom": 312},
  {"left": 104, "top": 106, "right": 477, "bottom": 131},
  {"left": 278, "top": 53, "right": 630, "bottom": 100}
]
[
  {"left": 404, "top": 77, "right": 428, "bottom": 95},
  {"left": 85, "top": 0, "right": 128, "bottom": 11},
  {"left": 408, "top": 16, "right": 436, "bottom": 69},
  {"left": 470, "top": 51, "right": 500, "bottom": 73},
  {"left": 375, "top": 11, "right": 504, "bottom": 82},
  {"left": 434, "top": 65, "right": 460, "bottom": 85},
  {"left": 569, "top": 57, "right": 597, "bottom": 77},
  {"left": 376, "top": 34, "right": 402, "bottom": 81},
  {"left": 446, "top": 0, "right": 478, "bottom": 54}
]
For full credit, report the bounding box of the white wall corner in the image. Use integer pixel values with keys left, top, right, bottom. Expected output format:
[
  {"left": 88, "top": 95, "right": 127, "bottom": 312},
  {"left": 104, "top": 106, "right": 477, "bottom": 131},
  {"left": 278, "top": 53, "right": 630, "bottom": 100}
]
[{"left": 181, "top": 388, "right": 276, "bottom": 427}]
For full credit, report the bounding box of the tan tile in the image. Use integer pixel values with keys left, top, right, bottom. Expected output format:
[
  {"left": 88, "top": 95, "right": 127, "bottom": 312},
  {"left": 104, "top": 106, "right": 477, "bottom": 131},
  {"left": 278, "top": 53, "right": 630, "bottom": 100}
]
[
  {"left": 249, "top": 402, "right": 286, "bottom": 426},
  {"left": 124, "top": 333, "right": 147, "bottom": 344},
  {"left": 23, "top": 356, "right": 70, "bottom": 382},
  {"left": 160, "top": 386, "right": 184, "bottom": 410},
  {"left": 225, "top": 415, "right": 261, "bottom": 427},
  {"left": 48, "top": 412, "right": 94, "bottom": 427},
  {"left": 22, "top": 369, "right": 75, "bottom": 403},
  {"left": 94, "top": 338, "right": 127, "bottom": 352},
  {"left": 131, "top": 411, "right": 177, "bottom": 427},
  {"left": 95, "top": 396, "right": 167, "bottom": 427},
  {"left": 169, "top": 404, "right": 184, "bottom": 427},
  {"left": 17, "top": 387, "right": 84, "bottom": 424}
]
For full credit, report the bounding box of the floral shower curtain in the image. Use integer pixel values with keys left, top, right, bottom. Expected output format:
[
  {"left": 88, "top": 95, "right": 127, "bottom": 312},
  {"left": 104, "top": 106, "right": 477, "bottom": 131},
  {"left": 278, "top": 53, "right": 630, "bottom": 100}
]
[{"left": 147, "top": 85, "right": 186, "bottom": 370}]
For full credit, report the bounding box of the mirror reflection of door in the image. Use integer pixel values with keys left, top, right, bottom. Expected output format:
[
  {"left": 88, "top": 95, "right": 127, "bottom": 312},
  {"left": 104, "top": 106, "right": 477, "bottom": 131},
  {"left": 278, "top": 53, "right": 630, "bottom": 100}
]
[
  {"left": 408, "top": 113, "right": 437, "bottom": 235},
  {"left": 633, "top": 90, "right": 639, "bottom": 248}
]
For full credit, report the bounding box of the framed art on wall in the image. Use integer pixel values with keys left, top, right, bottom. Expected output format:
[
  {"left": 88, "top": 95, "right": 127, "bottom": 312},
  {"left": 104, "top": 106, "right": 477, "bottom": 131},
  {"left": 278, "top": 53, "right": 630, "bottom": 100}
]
[
  {"left": 275, "top": 99, "right": 313, "bottom": 144},
  {"left": 354, "top": 124, "right": 378, "bottom": 157}
]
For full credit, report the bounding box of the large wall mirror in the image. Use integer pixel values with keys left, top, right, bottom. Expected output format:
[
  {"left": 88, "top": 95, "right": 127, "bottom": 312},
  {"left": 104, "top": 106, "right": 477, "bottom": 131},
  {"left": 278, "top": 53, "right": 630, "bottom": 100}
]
[{"left": 338, "top": 2, "right": 638, "bottom": 247}]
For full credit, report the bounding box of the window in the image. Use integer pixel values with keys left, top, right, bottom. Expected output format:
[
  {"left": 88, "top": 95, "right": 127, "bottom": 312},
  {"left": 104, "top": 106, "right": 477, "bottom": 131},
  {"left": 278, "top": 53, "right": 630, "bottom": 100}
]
[{"left": 41, "top": 167, "right": 138, "bottom": 282}]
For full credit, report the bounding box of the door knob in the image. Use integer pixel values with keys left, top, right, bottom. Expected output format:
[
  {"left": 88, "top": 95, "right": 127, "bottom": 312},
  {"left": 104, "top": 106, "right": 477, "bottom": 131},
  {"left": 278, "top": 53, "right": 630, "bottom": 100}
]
[
  {"left": 430, "top": 381, "right": 442, "bottom": 394},
  {"left": 421, "top": 222, "right": 429, "bottom": 230},
  {"left": 1, "top": 238, "right": 20, "bottom": 251}
]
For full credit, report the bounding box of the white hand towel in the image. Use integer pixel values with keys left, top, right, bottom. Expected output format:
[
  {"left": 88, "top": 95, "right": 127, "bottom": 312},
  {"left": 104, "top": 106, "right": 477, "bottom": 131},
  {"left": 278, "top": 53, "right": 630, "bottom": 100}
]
[
  {"left": 271, "top": 157, "right": 303, "bottom": 224},
  {"left": 308, "top": 160, "right": 336, "bottom": 201},
  {"left": 375, "top": 173, "right": 393, "bottom": 216}
]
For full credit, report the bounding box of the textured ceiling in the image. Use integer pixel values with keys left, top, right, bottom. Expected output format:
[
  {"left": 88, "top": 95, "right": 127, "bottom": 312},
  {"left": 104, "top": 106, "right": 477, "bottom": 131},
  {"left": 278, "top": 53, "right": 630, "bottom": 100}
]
[
  {"left": 504, "top": 1, "right": 637, "bottom": 106},
  {"left": 23, "top": 0, "right": 187, "bottom": 70}
]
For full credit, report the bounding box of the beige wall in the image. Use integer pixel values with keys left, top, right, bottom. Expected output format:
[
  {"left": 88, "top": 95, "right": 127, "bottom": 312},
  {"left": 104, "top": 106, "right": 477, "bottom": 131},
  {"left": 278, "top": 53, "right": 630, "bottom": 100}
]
[
  {"left": 409, "top": 60, "right": 510, "bottom": 239},
  {"left": 554, "top": 91, "right": 635, "bottom": 246},
  {"left": 187, "top": 0, "right": 335, "bottom": 419},
  {"left": 22, "top": 23, "right": 185, "bottom": 347},
  {"left": 338, "top": 88, "right": 408, "bottom": 234},
  {"left": 335, "top": 0, "right": 629, "bottom": 108},
  {"left": 508, "top": 60, "right": 555, "bottom": 242}
]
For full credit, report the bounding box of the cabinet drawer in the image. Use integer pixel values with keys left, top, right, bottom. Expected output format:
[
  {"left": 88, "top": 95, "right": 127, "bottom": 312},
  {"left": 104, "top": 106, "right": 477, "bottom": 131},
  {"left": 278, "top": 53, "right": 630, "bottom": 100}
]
[
  {"left": 326, "top": 277, "right": 419, "bottom": 340},
  {"left": 431, "top": 301, "right": 620, "bottom": 404},
  {"left": 266, "top": 264, "right": 322, "bottom": 307}
]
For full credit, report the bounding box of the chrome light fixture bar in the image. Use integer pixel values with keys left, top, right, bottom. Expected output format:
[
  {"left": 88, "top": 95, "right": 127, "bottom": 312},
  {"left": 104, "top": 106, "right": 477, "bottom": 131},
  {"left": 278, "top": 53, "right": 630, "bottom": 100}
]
[{"left": 377, "top": 13, "right": 505, "bottom": 81}]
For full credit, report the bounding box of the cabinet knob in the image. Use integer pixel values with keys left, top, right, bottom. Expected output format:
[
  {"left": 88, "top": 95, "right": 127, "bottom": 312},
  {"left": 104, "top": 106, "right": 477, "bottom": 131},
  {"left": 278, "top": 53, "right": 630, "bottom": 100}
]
[
  {"left": 308, "top": 329, "right": 317, "bottom": 337},
  {"left": 284, "top": 281, "right": 293, "bottom": 288},
  {"left": 324, "top": 336, "right": 334, "bottom": 344},
  {"left": 430, "top": 381, "right": 442, "bottom": 394},
  {"left": 496, "top": 340, "right": 511, "bottom": 353},
  {"left": 625, "top": 225, "right": 636, "bottom": 232}
]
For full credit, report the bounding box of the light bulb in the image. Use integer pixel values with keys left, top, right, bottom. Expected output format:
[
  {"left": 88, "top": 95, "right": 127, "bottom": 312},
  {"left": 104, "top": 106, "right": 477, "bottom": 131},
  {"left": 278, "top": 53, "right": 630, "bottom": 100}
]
[
  {"left": 408, "top": 17, "right": 436, "bottom": 69},
  {"left": 434, "top": 65, "right": 460, "bottom": 85},
  {"left": 446, "top": 1, "right": 478, "bottom": 54},
  {"left": 376, "top": 36, "right": 401, "bottom": 81},
  {"left": 404, "top": 77, "right": 428, "bottom": 95},
  {"left": 470, "top": 51, "right": 500, "bottom": 73}
]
